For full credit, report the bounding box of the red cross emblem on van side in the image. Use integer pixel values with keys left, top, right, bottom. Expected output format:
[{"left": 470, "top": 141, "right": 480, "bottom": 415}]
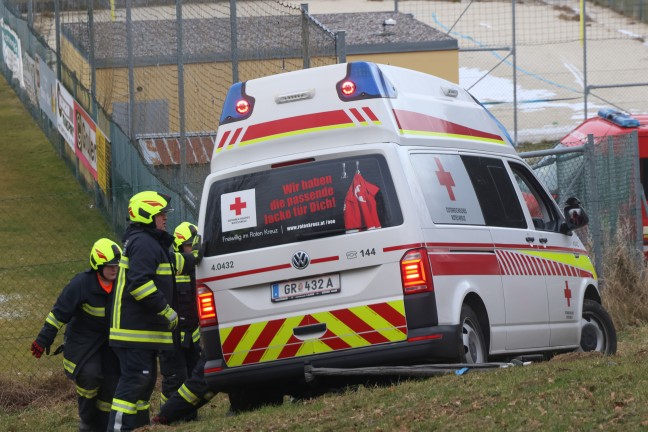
[
  {"left": 564, "top": 281, "right": 572, "bottom": 307},
  {"left": 434, "top": 157, "right": 456, "bottom": 201},
  {"left": 230, "top": 196, "right": 247, "bottom": 216}
]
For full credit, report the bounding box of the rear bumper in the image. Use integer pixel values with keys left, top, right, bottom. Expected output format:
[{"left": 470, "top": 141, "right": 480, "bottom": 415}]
[{"left": 203, "top": 324, "right": 461, "bottom": 392}]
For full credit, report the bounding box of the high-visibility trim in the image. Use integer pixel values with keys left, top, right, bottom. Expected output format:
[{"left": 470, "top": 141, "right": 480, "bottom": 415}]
[
  {"left": 175, "top": 253, "right": 185, "bottom": 273},
  {"left": 109, "top": 328, "right": 174, "bottom": 344},
  {"left": 136, "top": 400, "right": 150, "bottom": 411},
  {"left": 119, "top": 256, "right": 129, "bottom": 269},
  {"left": 160, "top": 393, "right": 168, "bottom": 405},
  {"left": 76, "top": 385, "right": 99, "bottom": 399},
  {"left": 96, "top": 399, "right": 112, "bottom": 412},
  {"left": 63, "top": 357, "right": 76, "bottom": 374},
  {"left": 156, "top": 263, "right": 173, "bottom": 276},
  {"left": 192, "top": 327, "right": 201, "bottom": 343},
  {"left": 111, "top": 398, "right": 137, "bottom": 415},
  {"left": 221, "top": 300, "right": 406, "bottom": 367},
  {"left": 82, "top": 303, "right": 105, "bottom": 317},
  {"left": 45, "top": 312, "right": 64, "bottom": 330},
  {"left": 131, "top": 280, "right": 157, "bottom": 301},
  {"left": 392, "top": 109, "right": 506, "bottom": 145},
  {"left": 112, "top": 266, "right": 127, "bottom": 329},
  {"left": 176, "top": 275, "right": 191, "bottom": 283},
  {"left": 178, "top": 384, "right": 200, "bottom": 406},
  {"left": 218, "top": 110, "right": 356, "bottom": 152},
  {"left": 496, "top": 249, "right": 596, "bottom": 279}
]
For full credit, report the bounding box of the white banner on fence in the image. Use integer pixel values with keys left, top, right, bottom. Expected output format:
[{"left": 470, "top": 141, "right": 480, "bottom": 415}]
[
  {"left": 1, "top": 19, "right": 25, "bottom": 88},
  {"left": 37, "top": 56, "right": 57, "bottom": 123},
  {"left": 56, "top": 81, "right": 75, "bottom": 150},
  {"left": 22, "top": 53, "right": 38, "bottom": 106},
  {"left": 74, "top": 101, "right": 98, "bottom": 180}
]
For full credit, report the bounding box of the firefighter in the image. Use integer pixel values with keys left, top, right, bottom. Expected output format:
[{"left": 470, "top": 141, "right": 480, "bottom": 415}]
[
  {"left": 31, "top": 238, "right": 122, "bottom": 432},
  {"left": 158, "top": 222, "right": 201, "bottom": 416},
  {"left": 152, "top": 222, "right": 216, "bottom": 425},
  {"left": 107, "top": 191, "right": 195, "bottom": 431}
]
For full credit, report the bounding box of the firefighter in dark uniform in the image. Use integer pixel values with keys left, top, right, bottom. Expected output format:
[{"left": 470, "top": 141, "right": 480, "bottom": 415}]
[
  {"left": 107, "top": 191, "right": 195, "bottom": 431},
  {"left": 152, "top": 222, "right": 217, "bottom": 425},
  {"left": 31, "top": 238, "right": 122, "bottom": 432},
  {"left": 158, "top": 222, "right": 201, "bottom": 413}
]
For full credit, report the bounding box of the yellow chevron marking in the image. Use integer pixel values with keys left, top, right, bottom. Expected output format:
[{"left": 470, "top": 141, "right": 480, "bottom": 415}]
[
  {"left": 354, "top": 306, "right": 406, "bottom": 341},
  {"left": 522, "top": 249, "right": 597, "bottom": 279},
  {"left": 260, "top": 316, "right": 305, "bottom": 362}
]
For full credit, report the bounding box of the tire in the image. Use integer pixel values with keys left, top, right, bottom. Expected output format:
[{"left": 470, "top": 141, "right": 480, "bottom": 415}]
[
  {"left": 579, "top": 299, "right": 617, "bottom": 355},
  {"left": 228, "top": 388, "right": 284, "bottom": 413},
  {"left": 460, "top": 304, "right": 487, "bottom": 364}
]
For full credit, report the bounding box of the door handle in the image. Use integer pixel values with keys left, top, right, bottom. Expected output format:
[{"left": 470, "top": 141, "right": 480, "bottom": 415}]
[
  {"left": 525, "top": 236, "right": 535, "bottom": 243},
  {"left": 539, "top": 238, "right": 548, "bottom": 244}
]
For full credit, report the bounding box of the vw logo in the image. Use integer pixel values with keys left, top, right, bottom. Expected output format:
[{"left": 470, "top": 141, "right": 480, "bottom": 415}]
[{"left": 291, "top": 251, "right": 310, "bottom": 270}]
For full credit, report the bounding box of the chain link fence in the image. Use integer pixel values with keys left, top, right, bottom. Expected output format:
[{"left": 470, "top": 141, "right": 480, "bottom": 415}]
[{"left": 521, "top": 132, "right": 643, "bottom": 278}]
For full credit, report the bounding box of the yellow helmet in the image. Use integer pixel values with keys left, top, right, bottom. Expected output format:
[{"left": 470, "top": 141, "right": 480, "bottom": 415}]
[
  {"left": 128, "top": 191, "right": 173, "bottom": 224},
  {"left": 90, "top": 238, "right": 122, "bottom": 270},
  {"left": 173, "top": 222, "right": 198, "bottom": 252}
]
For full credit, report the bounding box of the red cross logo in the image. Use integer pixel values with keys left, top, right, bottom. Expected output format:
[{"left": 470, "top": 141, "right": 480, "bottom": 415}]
[
  {"left": 563, "top": 281, "right": 572, "bottom": 307},
  {"left": 434, "top": 157, "right": 456, "bottom": 201},
  {"left": 230, "top": 196, "right": 247, "bottom": 216}
]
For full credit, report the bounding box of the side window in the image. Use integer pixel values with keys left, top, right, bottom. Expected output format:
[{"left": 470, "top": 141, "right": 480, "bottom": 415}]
[
  {"left": 509, "top": 162, "right": 560, "bottom": 232},
  {"left": 461, "top": 155, "right": 526, "bottom": 229}
]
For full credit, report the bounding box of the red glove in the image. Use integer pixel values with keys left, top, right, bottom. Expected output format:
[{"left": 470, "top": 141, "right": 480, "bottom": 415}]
[{"left": 31, "top": 341, "right": 45, "bottom": 359}]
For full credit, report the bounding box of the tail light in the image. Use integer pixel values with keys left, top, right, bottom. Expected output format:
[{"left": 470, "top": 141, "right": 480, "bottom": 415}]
[
  {"left": 196, "top": 284, "right": 218, "bottom": 327},
  {"left": 400, "top": 248, "right": 433, "bottom": 294}
]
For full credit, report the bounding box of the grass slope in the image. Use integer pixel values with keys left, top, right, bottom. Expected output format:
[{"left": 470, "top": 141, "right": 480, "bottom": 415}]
[{"left": 2, "top": 76, "right": 648, "bottom": 431}]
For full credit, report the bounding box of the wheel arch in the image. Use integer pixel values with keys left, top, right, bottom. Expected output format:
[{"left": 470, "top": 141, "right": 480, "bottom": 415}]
[
  {"left": 463, "top": 292, "right": 490, "bottom": 352},
  {"left": 584, "top": 284, "right": 601, "bottom": 304}
]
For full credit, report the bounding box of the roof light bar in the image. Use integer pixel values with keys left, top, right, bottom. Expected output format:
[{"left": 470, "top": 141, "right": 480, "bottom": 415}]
[
  {"left": 336, "top": 62, "right": 397, "bottom": 102},
  {"left": 220, "top": 82, "right": 255, "bottom": 125}
]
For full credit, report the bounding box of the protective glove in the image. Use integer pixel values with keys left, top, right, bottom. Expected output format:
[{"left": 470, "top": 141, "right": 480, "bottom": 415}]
[
  {"left": 192, "top": 234, "right": 204, "bottom": 265},
  {"left": 30, "top": 340, "right": 45, "bottom": 359},
  {"left": 159, "top": 305, "right": 178, "bottom": 330}
]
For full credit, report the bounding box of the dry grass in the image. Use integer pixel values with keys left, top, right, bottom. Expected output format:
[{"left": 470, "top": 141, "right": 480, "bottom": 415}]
[
  {"left": 0, "top": 374, "right": 74, "bottom": 412},
  {"left": 601, "top": 222, "right": 648, "bottom": 329}
]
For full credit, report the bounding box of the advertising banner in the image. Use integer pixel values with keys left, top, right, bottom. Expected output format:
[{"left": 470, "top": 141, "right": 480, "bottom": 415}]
[
  {"left": 22, "top": 53, "right": 38, "bottom": 106},
  {"left": 1, "top": 19, "right": 24, "bottom": 88},
  {"left": 74, "top": 101, "right": 98, "bottom": 180},
  {"left": 56, "top": 81, "right": 75, "bottom": 150},
  {"left": 37, "top": 56, "right": 57, "bottom": 123},
  {"left": 96, "top": 128, "right": 110, "bottom": 193}
]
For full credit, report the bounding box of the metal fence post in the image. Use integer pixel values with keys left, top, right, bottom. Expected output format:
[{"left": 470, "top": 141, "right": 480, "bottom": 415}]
[
  {"left": 54, "top": 0, "right": 61, "bottom": 80},
  {"left": 126, "top": 0, "right": 135, "bottom": 140},
  {"left": 301, "top": 4, "right": 310, "bottom": 69},
  {"left": 176, "top": 0, "right": 187, "bottom": 221},
  {"left": 336, "top": 31, "right": 346, "bottom": 63},
  {"left": 230, "top": 0, "right": 239, "bottom": 83}
]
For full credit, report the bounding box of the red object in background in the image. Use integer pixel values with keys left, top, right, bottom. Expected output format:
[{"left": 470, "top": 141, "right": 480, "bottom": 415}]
[{"left": 344, "top": 172, "right": 381, "bottom": 231}]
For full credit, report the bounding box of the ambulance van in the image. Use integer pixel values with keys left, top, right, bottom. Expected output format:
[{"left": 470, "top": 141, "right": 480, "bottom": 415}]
[{"left": 195, "top": 62, "right": 616, "bottom": 409}]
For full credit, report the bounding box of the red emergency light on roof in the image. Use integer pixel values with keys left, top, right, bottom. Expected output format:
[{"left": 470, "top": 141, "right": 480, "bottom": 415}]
[
  {"left": 236, "top": 99, "right": 251, "bottom": 115},
  {"left": 340, "top": 80, "right": 356, "bottom": 96}
]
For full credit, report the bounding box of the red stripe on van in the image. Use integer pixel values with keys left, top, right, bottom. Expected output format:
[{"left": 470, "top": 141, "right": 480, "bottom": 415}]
[
  {"left": 221, "top": 323, "right": 250, "bottom": 358},
  {"left": 392, "top": 109, "right": 503, "bottom": 142},
  {"left": 428, "top": 253, "right": 501, "bottom": 276},
  {"left": 197, "top": 263, "right": 292, "bottom": 283},
  {"left": 217, "top": 130, "right": 230, "bottom": 150},
  {"left": 276, "top": 334, "right": 306, "bottom": 360},
  {"left": 241, "top": 318, "right": 287, "bottom": 365},
  {"left": 319, "top": 329, "right": 353, "bottom": 351},
  {"left": 242, "top": 110, "right": 353, "bottom": 141},
  {"left": 362, "top": 107, "right": 379, "bottom": 122},
  {"left": 311, "top": 256, "right": 339, "bottom": 264},
  {"left": 329, "top": 309, "right": 390, "bottom": 345},
  {"left": 383, "top": 243, "right": 425, "bottom": 252},
  {"left": 228, "top": 128, "right": 242, "bottom": 146},
  {"left": 368, "top": 302, "right": 407, "bottom": 333},
  {"left": 349, "top": 108, "right": 365, "bottom": 123}
]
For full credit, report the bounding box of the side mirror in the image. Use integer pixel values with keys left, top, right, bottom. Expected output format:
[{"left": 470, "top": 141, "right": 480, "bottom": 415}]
[{"left": 560, "top": 197, "right": 589, "bottom": 234}]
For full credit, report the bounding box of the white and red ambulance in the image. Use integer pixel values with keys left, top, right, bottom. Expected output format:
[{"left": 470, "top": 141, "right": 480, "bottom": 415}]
[{"left": 195, "top": 62, "right": 616, "bottom": 410}]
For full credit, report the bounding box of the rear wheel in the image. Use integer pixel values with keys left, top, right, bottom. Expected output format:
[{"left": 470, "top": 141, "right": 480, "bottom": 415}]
[
  {"left": 460, "top": 304, "right": 487, "bottom": 364},
  {"left": 579, "top": 299, "right": 617, "bottom": 355}
]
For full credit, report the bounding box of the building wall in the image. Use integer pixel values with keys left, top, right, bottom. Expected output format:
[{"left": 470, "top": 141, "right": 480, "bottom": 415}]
[{"left": 348, "top": 50, "right": 459, "bottom": 83}]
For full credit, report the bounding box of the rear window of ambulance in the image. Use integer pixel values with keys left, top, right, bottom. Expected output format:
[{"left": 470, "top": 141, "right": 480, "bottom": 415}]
[{"left": 203, "top": 155, "right": 403, "bottom": 256}]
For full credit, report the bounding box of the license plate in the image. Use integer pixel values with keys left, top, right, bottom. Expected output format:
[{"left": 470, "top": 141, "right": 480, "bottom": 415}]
[{"left": 271, "top": 274, "right": 341, "bottom": 302}]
